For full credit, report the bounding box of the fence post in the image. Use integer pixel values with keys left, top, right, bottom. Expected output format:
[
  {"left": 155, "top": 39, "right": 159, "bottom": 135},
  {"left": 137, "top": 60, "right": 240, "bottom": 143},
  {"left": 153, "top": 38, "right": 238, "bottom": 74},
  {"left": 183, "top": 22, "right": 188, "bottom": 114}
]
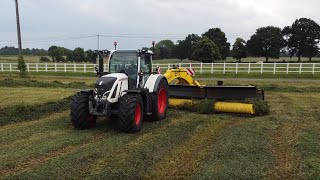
[
  {"left": 179, "top": 63, "right": 181, "bottom": 68},
  {"left": 211, "top": 62, "right": 214, "bottom": 74},
  {"left": 248, "top": 62, "right": 251, "bottom": 74},
  {"left": 299, "top": 63, "right": 302, "bottom": 74},
  {"left": 1, "top": 63, "right": 3, "bottom": 72},
  {"left": 260, "top": 63, "right": 263, "bottom": 74},
  {"left": 36, "top": 63, "right": 38, "bottom": 72},
  {"left": 312, "top": 63, "right": 315, "bottom": 74},
  {"left": 190, "top": 63, "right": 192, "bottom": 68},
  {"left": 200, "top": 63, "right": 203, "bottom": 74},
  {"left": 273, "top": 63, "right": 276, "bottom": 74},
  {"left": 9, "top": 63, "right": 12, "bottom": 72},
  {"left": 45, "top": 63, "right": 48, "bottom": 72},
  {"left": 286, "top": 63, "right": 289, "bottom": 74},
  {"left": 55, "top": 63, "right": 57, "bottom": 72},
  {"left": 64, "top": 63, "right": 67, "bottom": 72},
  {"left": 27, "top": 63, "right": 29, "bottom": 72},
  {"left": 84, "top": 63, "right": 86, "bottom": 73},
  {"left": 223, "top": 62, "right": 226, "bottom": 74},
  {"left": 93, "top": 64, "right": 96, "bottom": 73},
  {"left": 235, "top": 62, "right": 238, "bottom": 74},
  {"left": 167, "top": 64, "right": 170, "bottom": 70},
  {"left": 74, "top": 63, "right": 77, "bottom": 72}
]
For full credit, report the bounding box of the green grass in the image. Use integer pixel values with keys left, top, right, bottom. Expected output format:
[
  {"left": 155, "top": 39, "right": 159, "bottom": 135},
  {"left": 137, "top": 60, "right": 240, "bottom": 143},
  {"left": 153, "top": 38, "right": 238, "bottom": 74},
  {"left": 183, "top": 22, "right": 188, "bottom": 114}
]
[
  {"left": 0, "top": 55, "right": 44, "bottom": 63},
  {"left": 2, "top": 55, "right": 319, "bottom": 63},
  {"left": 0, "top": 96, "right": 71, "bottom": 126},
  {"left": 0, "top": 79, "right": 93, "bottom": 89},
  {"left": 1, "top": 71, "right": 320, "bottom": 81},
  {"left": 196, "top": 72, "right": 320, "bottom": 79},
  {"left": 0, "top": 87, "right": 75, "bottom": 108},
  {"left": 153, "top": 57, "right": 320, "bottom": 63},
  {"left": 0, "top": 76, "right": 319, "bottom": 179}
]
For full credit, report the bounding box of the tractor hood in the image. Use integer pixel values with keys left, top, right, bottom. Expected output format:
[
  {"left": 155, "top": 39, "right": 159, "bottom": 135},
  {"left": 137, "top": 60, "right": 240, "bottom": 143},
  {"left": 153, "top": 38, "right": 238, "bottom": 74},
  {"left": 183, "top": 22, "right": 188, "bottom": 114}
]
[{"left": 95, "top": 77, "right": 117, "bottom": 97}]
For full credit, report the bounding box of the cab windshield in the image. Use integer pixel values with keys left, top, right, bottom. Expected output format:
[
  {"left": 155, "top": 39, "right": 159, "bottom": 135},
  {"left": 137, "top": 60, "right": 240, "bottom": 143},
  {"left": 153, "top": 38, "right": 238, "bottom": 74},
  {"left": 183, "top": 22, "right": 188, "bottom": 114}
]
[{"left": 109, "top": 51, "right": 138, "bottom": 88}]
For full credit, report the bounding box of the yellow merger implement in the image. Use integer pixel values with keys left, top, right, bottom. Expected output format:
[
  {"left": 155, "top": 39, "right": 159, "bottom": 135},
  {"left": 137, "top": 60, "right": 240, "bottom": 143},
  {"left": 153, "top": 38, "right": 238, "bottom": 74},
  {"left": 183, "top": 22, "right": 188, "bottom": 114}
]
[{"left": 163, "top": 67, "right": 263, "bottom": 115}]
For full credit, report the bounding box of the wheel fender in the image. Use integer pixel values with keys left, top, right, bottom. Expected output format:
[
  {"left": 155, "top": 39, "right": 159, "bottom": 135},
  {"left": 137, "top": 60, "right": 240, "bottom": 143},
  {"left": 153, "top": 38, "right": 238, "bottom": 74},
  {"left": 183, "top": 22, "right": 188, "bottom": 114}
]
[{"left": 144, "top": 74, "right": 168, "bottom": 93}]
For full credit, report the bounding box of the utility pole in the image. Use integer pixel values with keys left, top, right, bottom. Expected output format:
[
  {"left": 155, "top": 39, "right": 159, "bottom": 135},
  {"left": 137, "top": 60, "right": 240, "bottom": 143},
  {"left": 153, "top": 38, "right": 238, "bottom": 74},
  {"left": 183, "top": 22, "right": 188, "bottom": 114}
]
[
  {"left": 15, "top": 0, "right": 22, "bottom": 56},
  {"left": 97, "top": 33, "right": 100, "bottom": 50}
]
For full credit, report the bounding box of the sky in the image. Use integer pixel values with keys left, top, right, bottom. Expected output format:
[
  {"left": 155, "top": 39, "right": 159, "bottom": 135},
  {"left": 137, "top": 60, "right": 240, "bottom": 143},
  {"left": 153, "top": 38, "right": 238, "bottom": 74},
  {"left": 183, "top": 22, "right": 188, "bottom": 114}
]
[{"left": 0, "top": 0, "right": 319, "bottom": 50}]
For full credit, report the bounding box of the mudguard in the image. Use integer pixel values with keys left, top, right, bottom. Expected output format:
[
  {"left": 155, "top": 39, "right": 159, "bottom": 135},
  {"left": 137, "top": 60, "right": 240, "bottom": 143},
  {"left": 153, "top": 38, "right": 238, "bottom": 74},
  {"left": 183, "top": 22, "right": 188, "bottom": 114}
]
[{"left": 144, "top": 74, "right": 168, "bottom": 93}]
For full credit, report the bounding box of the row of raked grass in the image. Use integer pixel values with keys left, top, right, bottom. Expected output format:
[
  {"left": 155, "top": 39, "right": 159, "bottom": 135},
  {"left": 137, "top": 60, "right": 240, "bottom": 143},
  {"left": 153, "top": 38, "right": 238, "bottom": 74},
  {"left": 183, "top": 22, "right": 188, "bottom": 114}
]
[{"left": 0, "top": 77, "right": 319, "bottom": 179}]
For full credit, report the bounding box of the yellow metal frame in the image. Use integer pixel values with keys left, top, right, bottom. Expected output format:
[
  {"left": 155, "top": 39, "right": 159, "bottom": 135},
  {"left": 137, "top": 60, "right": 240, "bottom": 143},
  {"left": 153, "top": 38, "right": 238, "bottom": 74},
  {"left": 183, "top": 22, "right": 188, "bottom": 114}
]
[{"left": 163, "top": 68, "right": 202, "bottom": 86}]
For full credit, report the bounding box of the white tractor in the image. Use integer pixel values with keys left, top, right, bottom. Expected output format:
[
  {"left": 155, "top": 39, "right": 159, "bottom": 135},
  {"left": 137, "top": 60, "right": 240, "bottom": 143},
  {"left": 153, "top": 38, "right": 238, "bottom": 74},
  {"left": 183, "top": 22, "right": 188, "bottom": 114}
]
[{"left": 71, "top": 50, "right": 168, "bottom": 133}]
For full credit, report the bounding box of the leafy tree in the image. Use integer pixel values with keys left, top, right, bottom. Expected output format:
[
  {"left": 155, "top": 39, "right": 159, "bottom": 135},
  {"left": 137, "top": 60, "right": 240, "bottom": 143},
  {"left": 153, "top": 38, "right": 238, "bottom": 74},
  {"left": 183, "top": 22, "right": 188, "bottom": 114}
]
[
  {"left": 65, "top": 49, "right": 74, "bottom": 62},
  {"left": 173, "top": 34, "right": 201, "bottom": 61},
  {"left": 191, "top": 37, "right": 222, "bottom": 63},
  {"left": 0, "top": 46, "right": 47, "bottom": 55},
  {"left": 17, "top": 55, "right": 27, "bottom": 77},
  {"left": 203, "top": 28, "right": 230, "bottom": 60},
  {"left": 154, "top": 40, "right": 175, "bottom": 59},
  {"left": 283, "top": 18, "right": 320, "bottom": 62},
  {"left": 247, "top": 26, "right": 283, "bottom": 62},
  {"left": 85, "top": 49, "right": 97, "bottom": 63},
  {"left": 231, "top": 38, "right": 247, "bottom": 62},
  {"left": 39, "top": 56, "right": 51, "bottom": 62},
  {"left": 48, "top": 46, "right": 64, "bottom": 62},
  {"left": 72, "top": 47, "right": 86, "bottom": 62},
  {"left": 0, "top": 46, "right": 19, "bottom": 55}
]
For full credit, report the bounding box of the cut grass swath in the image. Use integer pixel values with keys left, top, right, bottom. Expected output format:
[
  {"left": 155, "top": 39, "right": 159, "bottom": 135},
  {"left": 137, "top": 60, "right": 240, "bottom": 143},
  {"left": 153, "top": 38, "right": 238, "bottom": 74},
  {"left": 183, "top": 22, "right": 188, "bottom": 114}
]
[{"left": 0, "top": 97, "right": 71, "bottom": 126}]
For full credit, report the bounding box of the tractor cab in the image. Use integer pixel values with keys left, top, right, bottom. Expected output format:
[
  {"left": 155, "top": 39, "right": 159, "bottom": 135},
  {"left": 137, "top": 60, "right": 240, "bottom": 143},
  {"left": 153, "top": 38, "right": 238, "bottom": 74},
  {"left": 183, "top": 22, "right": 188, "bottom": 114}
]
[{"left": 108, "top": 50, "right": 153, "bottom": 89}]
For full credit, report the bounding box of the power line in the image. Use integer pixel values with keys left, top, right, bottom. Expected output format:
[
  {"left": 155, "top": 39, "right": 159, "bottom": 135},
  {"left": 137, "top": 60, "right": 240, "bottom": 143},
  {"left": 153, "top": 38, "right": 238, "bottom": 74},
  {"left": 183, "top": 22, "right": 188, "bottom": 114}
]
[
  {"left": 0, "top": 35, "right": 97, "bottom": 46},
  {"left": 0, "top": 32, "right": 258, "bottom": 47}
]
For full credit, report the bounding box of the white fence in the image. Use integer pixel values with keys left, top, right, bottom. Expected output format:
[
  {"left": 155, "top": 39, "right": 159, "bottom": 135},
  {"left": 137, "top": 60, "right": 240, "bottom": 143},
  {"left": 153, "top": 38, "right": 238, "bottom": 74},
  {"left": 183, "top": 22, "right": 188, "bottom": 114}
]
[
  {"left": 155, "top": 62, "right": 320, "bottom": 74},
  {"left": 1, "top": 62, "right": 320, "bottom": 74}
]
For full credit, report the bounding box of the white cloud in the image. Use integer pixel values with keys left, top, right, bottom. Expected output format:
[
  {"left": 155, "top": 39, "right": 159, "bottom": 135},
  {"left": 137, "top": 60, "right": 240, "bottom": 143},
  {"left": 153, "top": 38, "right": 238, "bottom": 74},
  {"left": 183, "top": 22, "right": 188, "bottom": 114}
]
[{"left": 1, "top": 0, "right": 319, "bottom": 49}]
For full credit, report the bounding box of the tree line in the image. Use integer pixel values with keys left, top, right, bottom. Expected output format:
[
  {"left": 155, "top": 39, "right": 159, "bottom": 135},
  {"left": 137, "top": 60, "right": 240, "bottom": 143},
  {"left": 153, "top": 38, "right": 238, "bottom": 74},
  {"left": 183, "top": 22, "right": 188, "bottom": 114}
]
[
  {"left": 46, "top": 46, "right": 96, "bottom": 62},
  {"left": 0, "top": 46, "right": 96, "bottom": 63},
  {"left": 150, "top": 17, "right": 320, "bottom": 63},
  {"left": 0, "top": 46, "right": 47, "bottom": 56}
]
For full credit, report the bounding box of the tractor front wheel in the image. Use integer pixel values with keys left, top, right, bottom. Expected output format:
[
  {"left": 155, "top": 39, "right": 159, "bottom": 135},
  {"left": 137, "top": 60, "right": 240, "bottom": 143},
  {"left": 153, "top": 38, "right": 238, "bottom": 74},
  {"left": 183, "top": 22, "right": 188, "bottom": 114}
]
[
  {"left": 149, "top": 79, "right": 168, "bottom": 121},
  {"left": 71, "top": 92, "right": 97, "bottom": 129},
  {"left": 118, "top": 94, "right": 143, "bottom": 133}
]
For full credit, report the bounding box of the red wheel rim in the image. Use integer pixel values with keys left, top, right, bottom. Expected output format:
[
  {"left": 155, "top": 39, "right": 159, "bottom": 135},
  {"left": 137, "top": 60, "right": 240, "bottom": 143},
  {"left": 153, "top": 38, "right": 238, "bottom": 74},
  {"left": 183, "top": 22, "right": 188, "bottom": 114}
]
[
  {"left": 158, "top": 88, "right": 167, "bottom": 114},
  {"left": 87, "top": 114, "right": 95, "bottom": 122},
  {"left": 135, "top": 104, "right": 141, "bottom": 126}
]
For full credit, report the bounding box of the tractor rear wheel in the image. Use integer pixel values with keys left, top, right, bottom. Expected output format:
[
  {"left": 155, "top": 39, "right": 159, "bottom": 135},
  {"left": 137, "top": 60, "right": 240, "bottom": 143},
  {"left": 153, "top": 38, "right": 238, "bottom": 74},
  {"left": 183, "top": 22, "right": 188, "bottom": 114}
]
[
  {"left": 118, "top": 94, "right": 143, "bottom": 133},
  {"left": 148, "top": 79, "right": 168, "bottom": 121},
  {"left": 71, "top": 92, "right": 97, "bottom": 129}
]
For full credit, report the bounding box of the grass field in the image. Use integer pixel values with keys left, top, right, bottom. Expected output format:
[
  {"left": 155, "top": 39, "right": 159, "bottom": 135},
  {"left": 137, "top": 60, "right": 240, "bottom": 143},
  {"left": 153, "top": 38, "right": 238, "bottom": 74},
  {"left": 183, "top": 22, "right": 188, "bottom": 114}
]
[
  {"left": 0, "top": 77, "right": 320, "bottom": 179},
  {"left": 1, "top": 55, "right": 320, "bottom": 63}
]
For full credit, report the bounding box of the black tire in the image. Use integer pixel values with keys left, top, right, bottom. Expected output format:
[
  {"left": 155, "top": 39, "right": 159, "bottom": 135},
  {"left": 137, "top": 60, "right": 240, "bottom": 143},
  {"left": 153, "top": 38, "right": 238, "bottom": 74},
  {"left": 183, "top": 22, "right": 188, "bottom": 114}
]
[
  {"left": 118, "top": 94, "right": 143, "bottom": 133},
  {"left": 148, "top": 79, "right": 169, "bottom": 121},
  {"left": 70, "top": 92, "right": 97, "bottom": 129}
]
